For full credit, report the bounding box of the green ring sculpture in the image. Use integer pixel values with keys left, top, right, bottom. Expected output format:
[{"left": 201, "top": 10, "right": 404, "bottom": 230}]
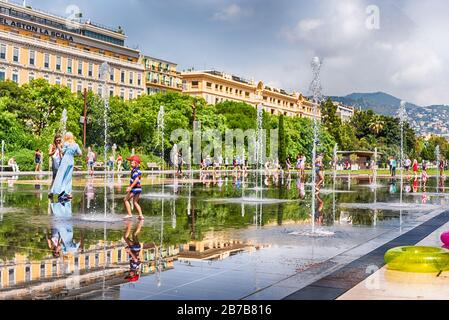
[{"left": 384, "top": 246, "right": 449, "bottom": 273}]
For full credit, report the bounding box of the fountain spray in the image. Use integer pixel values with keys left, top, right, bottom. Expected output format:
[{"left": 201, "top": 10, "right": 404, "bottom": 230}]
[
  {"left": 398, "top": 101, "right": 408, "bottom": 231},
  {"left": 309, "top": 57, "right": 323, "bottom": 232},
  {"left": 100, "top": 62, "right": 111, "bottom": 219},
  {"left": 158, "top": 105, "right": 165, "bottom": 199},
  {"left": 61, "top": 108, "right": 68, "bottom": 137}
]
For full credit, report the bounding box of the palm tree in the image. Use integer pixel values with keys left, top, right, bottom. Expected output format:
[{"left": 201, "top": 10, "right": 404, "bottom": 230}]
[{"left": 369, "top": 116, "right": 385, "bottom": 135}]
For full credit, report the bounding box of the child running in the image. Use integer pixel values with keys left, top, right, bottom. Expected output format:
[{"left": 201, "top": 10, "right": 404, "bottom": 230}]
[{"left": 124, "top": 155, "right": 144, "bottom": 220}]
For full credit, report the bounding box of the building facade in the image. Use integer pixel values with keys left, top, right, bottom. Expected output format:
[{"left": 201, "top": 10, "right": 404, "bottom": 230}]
[
  {"left": 333, "top": 102, "right": 355, "bottom": 122},
  {"left": 143, "top": 55, "right": 182, "bottom": 95},
  {"left": 181, "top": 70, "right": 320, "bottom": 119},
  {"left": 0, "top": 1, "right": 145, "bottom": 99}
]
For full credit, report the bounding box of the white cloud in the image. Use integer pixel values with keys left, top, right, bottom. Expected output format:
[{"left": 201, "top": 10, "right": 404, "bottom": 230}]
[
  {"left": 212, "top": 4, "right": 252, "bottom": 22},
  {"left": 277, "top": 0, "right": 449, "bottom": 106}
]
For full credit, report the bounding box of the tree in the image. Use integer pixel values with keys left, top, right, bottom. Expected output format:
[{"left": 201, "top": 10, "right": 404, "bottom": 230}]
[
  {"left": 279, "top": 115, "right": 286, "bottom": 168},
  {"left": 369, "top": 115, "right": 385, "bottom": 135},
  {"left": 321, "top": 98, "right": 342, "bottom": 145}
]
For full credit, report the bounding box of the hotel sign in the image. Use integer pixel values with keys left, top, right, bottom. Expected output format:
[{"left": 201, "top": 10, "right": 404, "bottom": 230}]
[{"left": 0, "top": 17, "right": 74, "bottom": 41}]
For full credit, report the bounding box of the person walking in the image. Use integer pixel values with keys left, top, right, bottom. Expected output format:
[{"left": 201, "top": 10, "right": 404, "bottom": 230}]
[
  {"left": 50, "top": 132, "right": 82, "bottom": 202},
  {"left": 34, "top": 149, "right": 43, "bottom": 172},
  {"left": 124, "top": 155, "right": 144, "bottom": 220},
  {"left": 117, "top": 154, "right": 123, "bottom": 172},
  {"left": 177, "top": 150, "right": 183, "bottom": 176},
  {"left": 412, "top": 159, "right": 419, "bottom": 178},
  {"left": 86, "top": 147, "right": 96, "bottom": 176},
  {"left": 439, "top": 159, "right": 445, "bottom": 177},
  {"left": 391, "top": 157, "right": 397, "bottom": 178}
]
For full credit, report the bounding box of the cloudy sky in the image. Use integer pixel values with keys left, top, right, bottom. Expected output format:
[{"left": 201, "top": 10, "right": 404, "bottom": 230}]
[{"left": 24, "top": 0, "right": 449, "bottom": 106}]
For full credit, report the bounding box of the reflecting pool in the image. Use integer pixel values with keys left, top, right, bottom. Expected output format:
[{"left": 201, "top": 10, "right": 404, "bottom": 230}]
[{"left": 0, "top": 171, "right": 446, "bottom": 300}]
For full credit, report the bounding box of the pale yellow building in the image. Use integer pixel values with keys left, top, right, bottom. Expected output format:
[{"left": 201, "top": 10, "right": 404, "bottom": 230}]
[
  {"left": 181, "top": 70, "right": 321, "bottom": 119},
  {"left": 0, "top": 0, "right": 145, "bottom": 99},
  {"left": 143, "top": 55, "right": 182, "bottom": 94}
]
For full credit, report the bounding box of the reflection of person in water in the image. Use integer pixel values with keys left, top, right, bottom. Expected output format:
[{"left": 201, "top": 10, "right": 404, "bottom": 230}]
[
  {"left": 389, "top": 181, "right": 397, "bottom": 194},
  {"left": 439, "top": 175, "right": 446, "bottom": 193},
  {"left": 413, "top": 177, "right": 419, "bottom": 193},
  {"left": 124, "top": 220, "right": 144, "bottom": 283},
  {"left": 48, "top": 201, "right": 82, "bottom": 256},
  {"left": 296, "top": 177, "right": 306, "bottom": 199},
  {"left": 315, "top": 192, "right": 324, "bottom": 225}
]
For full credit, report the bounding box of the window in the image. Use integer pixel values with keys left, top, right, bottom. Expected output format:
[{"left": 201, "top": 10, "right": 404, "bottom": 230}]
[
  {"left": 52, "top": 261, "right": 57, "bottom": 277},
  {"left": 13, "top": 47, "right": 19, "bottom": 62},
  {"left": 95, "top": 254, "right": 99, "bottom": 267},
  {"left": 88, "top": 63, "right": 93, "bottom": 77},
  {"left": 121, "top": 71, "right": 125, "bottom": 83},
  {"left": 43, "top": 74, "right": 49, "bottom": 82},
  {"left": 9, "top": 269, "right": 15, "bottom": 285},
  {"left": 120, "top": 89, "right": 125, "bottom": 100},
  {"left": 137, "top": 73, "right": 141, "bottom": 86},
  {"left": 98, "top": 85, "right": 103, "bottom": 96},
  {"left": 129, "top": 71, "right": 133, "bottom": 85},
  {"left": 55, "top": 77, "right": 61, "bottom": 86},
  {"left": 0, "top": 44, "right": 5, "bottom": 59},
  {"left": 129, "top": 90, "right": 133, "bottom": 100},
  {"left": 206, "top": 82, "right": 212, "bottom": 88},
  {"left": 0, "top": 70, "right": 5, "bottom": 81},
  {"left": 25, "top": 266, "right": 31, "bottom": 282},
  {"left": 40, "top": 263, "right": 45, "bottom": 279},
  {"left": 12, "top": 73, "right": 18, "bottom": 83},
  {"left": 44, "top": 53, "right": 50, "bottom": 68},
  {"left": 109, "top": 87, "right": 114, "bottom": 97},
  {"left": 85, "top": 255, "right": 90, "bottom": 270},
  {"left": 88, "top": 83, "right": 92, "bottom": 92},
  {"left": 77, "top": 81, "right": 82, "bottom": 93},
  {"left": 56, "top": 56, "right": 61, "bottom": 71},
  {"left": 117, "top": 250, "right": 122, "bottom": 263},
  {"left": 78, "top": 61, "right": 83, "bottom": 75},
  {"left": 67, "top": 58, "right": 72, "bottom": 73},
  {"left": 110, "top": 67, "right": 114, "bottom": 81},
  {"left": 67, "top": 79, "right": 72, "bottom": 90},
  {"left": 29, "top": 73, "right": 34, "bottom": 82},
  {"left": 192, "top": 81, "right": 199, "bottom": 88},
  {"left": 29, "top": 50, "right": 35, "bottom": 65}
]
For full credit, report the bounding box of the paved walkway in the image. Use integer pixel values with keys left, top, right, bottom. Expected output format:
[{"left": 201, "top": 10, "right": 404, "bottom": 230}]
[
  {"left": 283, "top": 209, "right": 449, "bottom": 300},
  {"left": 339, "top": 220, "right": 449, "bottom": 300}
]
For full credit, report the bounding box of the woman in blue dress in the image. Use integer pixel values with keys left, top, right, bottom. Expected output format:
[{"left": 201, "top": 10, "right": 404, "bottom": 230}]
[{"left": 51, "top": 132, "right": 82, "bottom": 201}]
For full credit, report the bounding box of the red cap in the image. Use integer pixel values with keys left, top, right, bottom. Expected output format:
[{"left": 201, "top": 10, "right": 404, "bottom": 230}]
[{"left": 127, "top": 155, "right": 141, "bottom": 164}]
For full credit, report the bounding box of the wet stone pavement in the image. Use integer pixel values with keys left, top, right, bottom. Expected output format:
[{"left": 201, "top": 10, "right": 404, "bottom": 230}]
[{"left": 0, "top": 172, "right": 447, "bottom": 300}]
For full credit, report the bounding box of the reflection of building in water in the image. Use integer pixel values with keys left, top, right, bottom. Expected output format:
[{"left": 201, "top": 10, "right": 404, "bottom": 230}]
[
  {"left": 0, "top": 241, "right": 178, "bottom": 299},
  {"left": 178, "top": 234, "right": 267, "bottom": 261}
]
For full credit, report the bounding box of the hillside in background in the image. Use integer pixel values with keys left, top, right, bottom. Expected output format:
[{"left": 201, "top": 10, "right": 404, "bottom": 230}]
[{"left": 329, "top": 92, "right": 449, "bottom": 137}]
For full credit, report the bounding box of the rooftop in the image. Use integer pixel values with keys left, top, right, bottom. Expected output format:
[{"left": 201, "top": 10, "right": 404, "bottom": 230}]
[{"left": 1, "top": 0, "right": 124, "bottom": 34}]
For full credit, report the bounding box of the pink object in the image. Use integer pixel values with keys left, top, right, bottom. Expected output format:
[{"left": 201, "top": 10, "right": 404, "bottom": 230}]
[{"left": 441, "top": 231, "right": 449, "bottom": 246}]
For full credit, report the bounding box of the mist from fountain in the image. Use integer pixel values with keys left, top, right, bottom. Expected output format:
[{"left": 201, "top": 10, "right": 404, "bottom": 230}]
[{"left": 60, "top": 108, "right": 68, "bottom": 137}]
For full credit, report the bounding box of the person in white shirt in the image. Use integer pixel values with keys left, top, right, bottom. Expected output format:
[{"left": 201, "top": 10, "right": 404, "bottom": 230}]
[{"left": 8, "top": 157, "right": 19, "bottom": 172}]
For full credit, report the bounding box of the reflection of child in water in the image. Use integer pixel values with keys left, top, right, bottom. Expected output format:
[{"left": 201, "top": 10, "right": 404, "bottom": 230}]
[
  {"left": 124, "top": 220, "right": 144, "bottom": 282},
  {"left": 315, "top": 192, "right": 324, "bottom": 225}
]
